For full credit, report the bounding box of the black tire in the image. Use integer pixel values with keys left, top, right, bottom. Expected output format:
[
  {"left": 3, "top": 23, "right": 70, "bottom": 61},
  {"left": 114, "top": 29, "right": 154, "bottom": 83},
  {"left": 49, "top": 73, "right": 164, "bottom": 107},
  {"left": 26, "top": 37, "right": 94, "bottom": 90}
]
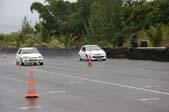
[
  {"left": 79, "top": 57, "right": 82, "bottom": 61},
  {"left": 21, "top": 62, "right": 24, "bottom": 66},
  {"left": 86, "top": 55, "right": 89, "bottom": 61},
  {"left": 16, "top": 61, "right": 19, "bottom": 65},
  {"left": 40, "top": 62, "right": 44, "bottom": 65},
  {"left": 102, "top": 59, "right": 106, "bottom": 61},
  {"left": 20, "top": 59, "right": 24, "bottom": 66}
]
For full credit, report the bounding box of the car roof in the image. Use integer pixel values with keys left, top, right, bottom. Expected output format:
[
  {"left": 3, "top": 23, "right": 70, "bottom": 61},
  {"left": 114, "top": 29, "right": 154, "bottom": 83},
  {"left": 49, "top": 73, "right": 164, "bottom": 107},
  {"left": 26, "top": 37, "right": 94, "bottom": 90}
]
[
  {"left": 20, "top": 47, "right": 37, "bottom": 50},
  {"left": 83, "top": 45, "right": 98, "bottom": 47}
]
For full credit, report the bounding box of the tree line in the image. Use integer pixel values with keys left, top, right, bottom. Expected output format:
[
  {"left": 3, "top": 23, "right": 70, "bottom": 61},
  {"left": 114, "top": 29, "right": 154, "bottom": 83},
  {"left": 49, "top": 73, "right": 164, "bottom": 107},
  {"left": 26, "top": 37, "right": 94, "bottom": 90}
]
[{"left": 1, "top": 0, "right": 169, "bottom": 48}]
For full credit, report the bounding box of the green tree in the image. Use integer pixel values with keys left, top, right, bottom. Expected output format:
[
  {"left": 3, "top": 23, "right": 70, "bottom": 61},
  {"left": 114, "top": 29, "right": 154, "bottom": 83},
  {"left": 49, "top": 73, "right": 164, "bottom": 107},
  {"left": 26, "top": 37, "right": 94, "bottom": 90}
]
[
  {"left": 0, "top": 34, "right": 7, "bottom": 48},
  {"left": 144, "top": 25, "right": 163, "bottom": 47},
  {"left": 29, "top": 0, "right": 169, "bottom": 48}
]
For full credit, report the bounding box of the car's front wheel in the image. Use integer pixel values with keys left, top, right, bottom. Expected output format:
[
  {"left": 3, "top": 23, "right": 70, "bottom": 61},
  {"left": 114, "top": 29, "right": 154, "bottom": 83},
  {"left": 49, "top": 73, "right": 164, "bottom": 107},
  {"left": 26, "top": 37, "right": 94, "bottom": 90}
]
[
  {"left": 21, "top": 62, "right": 24, "bottom": 66},
  {"left": 20, "top": 58, "right": 24, "bottom": 66},
  {"left": 16, "top": 61, "right": 19, "bottom": 65},
  {"left": 86, "top": 55, "right": 89, "bottom": 61},
  {"left": 79, "top": 56, "right": 82, "bottom": 61},
  {"left": 40, "top": 62, "right": 44, "bottom": 65}
]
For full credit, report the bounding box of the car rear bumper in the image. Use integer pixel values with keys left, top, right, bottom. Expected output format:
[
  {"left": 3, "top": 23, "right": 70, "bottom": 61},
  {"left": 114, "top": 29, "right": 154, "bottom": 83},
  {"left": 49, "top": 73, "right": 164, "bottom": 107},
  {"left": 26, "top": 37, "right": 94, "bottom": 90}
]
[{"left": 23, "top": 59, "right": 43, "bottom": 63}]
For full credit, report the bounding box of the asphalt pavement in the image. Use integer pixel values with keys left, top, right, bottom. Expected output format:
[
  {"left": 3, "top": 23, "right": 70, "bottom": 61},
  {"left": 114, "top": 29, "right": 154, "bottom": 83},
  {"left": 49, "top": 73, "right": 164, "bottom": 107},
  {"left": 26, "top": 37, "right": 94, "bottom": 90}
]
[{"left": 0, "top": 54, "right": 169, "bottom": 112}]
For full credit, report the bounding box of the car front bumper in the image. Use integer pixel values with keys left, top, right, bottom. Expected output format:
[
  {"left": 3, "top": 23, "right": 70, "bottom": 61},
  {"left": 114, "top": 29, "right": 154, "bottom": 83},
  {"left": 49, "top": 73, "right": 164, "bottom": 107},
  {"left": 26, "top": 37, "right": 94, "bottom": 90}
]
[{"left": 90, "top": 55, "right": 106, "bottom": 60}]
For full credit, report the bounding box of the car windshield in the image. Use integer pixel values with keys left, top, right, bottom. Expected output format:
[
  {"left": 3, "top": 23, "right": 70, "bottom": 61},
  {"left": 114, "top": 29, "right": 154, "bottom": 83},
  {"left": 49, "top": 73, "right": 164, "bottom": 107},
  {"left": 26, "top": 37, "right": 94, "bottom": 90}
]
[
  {"left": 22, "top": 49, "right": 39, "bottom": 54},
  {"left": 86, "top": 45, "right": 101, "bottom": 51}
]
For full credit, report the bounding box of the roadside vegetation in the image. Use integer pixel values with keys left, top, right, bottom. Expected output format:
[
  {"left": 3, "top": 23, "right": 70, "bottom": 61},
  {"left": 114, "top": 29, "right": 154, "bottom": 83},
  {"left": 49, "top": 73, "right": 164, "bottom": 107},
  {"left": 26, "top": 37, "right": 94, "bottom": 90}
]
[{"left": 1, "top": 0, "right": 169, "bottom": 48}]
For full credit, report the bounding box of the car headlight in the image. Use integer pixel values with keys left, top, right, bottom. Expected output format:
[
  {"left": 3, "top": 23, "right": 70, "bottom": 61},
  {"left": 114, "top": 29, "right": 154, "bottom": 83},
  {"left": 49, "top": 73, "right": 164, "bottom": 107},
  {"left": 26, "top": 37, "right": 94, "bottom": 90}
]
[
  {"left": 103, "top": 52, "right": 106, "bottom": 56},
  {"left": 38, "top": 56, "right": 43, "bottom": 60}
]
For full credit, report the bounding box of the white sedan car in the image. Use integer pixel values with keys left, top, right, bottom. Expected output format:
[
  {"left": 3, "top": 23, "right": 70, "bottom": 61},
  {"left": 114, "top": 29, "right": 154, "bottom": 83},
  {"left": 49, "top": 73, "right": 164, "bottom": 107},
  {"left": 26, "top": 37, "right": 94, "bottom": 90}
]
[
  {"left": 79, "top": 45, "right": 106, "bottom": 61},
  {"left": 16, "top": 47, "right": 44, "bottom": 65}
]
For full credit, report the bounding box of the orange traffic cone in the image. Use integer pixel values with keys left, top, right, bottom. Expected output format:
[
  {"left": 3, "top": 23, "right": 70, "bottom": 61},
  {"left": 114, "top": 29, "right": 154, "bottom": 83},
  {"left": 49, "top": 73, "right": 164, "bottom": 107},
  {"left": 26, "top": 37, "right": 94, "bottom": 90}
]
[
  {"left": 25, "top": 68, "right": 39, "bottom": 98},
  {"left": 87, "top": 55, "right": 92, "bottom": 67}
]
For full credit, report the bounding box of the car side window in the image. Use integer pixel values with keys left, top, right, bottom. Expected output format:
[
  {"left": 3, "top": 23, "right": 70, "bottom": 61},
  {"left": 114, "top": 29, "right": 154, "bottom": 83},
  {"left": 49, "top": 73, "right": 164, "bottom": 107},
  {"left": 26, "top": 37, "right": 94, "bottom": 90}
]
[
  {"left": 82, "top": 47, "right": 86, "bottom": 52},
  {"left": 18, "top": 49, "right": 21, "bottom": 54}
]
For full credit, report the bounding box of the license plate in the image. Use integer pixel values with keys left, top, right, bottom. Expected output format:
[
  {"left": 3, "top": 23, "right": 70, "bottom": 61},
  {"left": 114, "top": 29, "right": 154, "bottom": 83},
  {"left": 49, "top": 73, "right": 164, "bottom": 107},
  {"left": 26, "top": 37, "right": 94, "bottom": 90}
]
[{"left": 30, "top": 59, "right": 37, "bottom": 61}]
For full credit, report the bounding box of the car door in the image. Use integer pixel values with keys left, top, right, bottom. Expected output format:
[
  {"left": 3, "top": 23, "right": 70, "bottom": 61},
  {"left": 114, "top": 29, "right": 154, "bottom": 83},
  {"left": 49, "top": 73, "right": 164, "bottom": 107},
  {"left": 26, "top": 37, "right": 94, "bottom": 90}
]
[
  {"left": 79, "top": 46, "right": 87, "bottom": 59},
  {"left": 16, "top": 49, "right": 21, "bottom": 62}
]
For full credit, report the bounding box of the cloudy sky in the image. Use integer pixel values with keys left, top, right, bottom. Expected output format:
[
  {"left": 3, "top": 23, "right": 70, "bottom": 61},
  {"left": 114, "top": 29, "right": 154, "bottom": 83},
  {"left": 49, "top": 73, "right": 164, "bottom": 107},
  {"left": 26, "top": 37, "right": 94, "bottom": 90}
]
[{"left": 0, "top": 0, "right": 76, "bottom": 33}]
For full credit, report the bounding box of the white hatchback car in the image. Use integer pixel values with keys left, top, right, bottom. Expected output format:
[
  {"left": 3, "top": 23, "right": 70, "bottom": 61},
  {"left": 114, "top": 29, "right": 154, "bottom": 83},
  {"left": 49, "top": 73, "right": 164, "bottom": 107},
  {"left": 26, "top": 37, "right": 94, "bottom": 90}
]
[
  {"left": 79, "top": 45, "right": 106, "bottom": 61},
  {"left": 16, "top": 47, "right": 44, "bottom": 65}
]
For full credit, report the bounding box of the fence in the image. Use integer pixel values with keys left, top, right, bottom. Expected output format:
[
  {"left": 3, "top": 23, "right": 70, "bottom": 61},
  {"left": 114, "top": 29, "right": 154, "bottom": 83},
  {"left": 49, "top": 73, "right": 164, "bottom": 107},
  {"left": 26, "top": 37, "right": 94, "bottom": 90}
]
[{"left": 0, "top": 47, "right": 169, "bottom": 61}]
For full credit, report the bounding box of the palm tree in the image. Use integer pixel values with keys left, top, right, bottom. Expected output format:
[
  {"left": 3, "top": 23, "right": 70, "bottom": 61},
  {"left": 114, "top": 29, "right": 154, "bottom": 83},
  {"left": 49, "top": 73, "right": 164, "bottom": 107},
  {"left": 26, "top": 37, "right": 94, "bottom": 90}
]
[
  {"left": 57, "top": 34, "right": 78, "bottom": 48},
  {"left": 144, "top": 25, "right": 163, "bottom": 47}
]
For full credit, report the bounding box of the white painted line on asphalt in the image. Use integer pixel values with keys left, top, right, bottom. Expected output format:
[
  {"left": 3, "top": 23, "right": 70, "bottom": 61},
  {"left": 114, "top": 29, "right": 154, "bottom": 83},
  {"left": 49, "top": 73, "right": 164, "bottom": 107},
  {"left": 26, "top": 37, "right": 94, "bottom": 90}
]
[
  {"left": 34, "top": 68, "right": 169, "bottom": 96},
  {"left": 20, "top": 106, "right": 42, "bottom": 110},
  {"left": 139, "top": 98, "right": 160, "bottom": 101},
  {"left": 69, "top": 81, "right": 83, "bottom": 84},
  {"left": 48, "top": 91, "right": 66, "bottom": 94},
  {"left": 145, "top": 85, "right": 160, "bottom": 88}
]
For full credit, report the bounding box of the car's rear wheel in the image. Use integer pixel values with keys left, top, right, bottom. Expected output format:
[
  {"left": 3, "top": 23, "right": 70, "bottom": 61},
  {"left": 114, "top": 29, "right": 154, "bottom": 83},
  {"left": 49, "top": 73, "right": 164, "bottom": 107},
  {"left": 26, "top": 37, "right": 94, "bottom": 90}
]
[{"left": 40, "top": 62, "right": 43, "bottom": 65}]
